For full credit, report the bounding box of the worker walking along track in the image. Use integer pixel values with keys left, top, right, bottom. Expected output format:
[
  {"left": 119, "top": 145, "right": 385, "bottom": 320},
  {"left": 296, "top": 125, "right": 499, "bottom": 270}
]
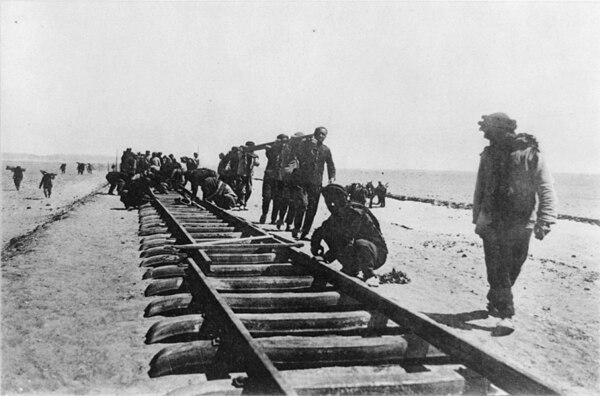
[{"left": 137, "top": 188, "right": 560, "bottom": 396}]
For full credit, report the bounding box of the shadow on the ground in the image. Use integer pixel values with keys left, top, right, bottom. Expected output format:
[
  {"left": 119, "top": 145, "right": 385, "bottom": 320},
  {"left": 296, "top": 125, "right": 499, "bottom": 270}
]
[{"left": 425, "top": 310, "right": 495, "bottom": 332}]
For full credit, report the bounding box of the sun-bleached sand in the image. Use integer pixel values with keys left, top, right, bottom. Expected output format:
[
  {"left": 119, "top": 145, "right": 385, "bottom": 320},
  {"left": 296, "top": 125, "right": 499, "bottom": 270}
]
[{"left": 1, "top": 174, "right": 598, "bottom": 395}]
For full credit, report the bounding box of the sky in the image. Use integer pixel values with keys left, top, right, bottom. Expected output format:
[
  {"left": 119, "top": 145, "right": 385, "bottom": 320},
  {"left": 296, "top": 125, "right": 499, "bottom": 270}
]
[{"left": 1, "top": 1, "right": 599, "bottom": 174}]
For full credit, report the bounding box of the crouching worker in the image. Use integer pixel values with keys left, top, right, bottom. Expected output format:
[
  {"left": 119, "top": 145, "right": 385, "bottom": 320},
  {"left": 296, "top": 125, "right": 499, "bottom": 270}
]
[
  {"left": 106, "top": 167, "right": 130, "bottom": 195},
  {"left": 310, "top": 184, "right": 388, "bottom": 287},
  {"left": 201, "top": 177, "right": 238, "bottom": 210},
  {"left": 120, "top": 174, "right": 152, "bottom": 210}
]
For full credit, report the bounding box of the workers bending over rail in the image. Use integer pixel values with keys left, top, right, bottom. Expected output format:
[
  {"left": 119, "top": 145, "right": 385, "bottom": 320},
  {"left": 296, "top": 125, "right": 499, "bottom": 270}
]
[
  {"left": 201, "top": 176, "right": 237, "bottom": 209},
  {"left": 6, "top": 166, "right": 26, "bottom": 191},
  {"left": 185, "top": 168, "right": 217, "bottom": 199},
  {"left": 39, "top": 171, "right": 57, "bottom": 198},
  {"left": 120, "top": 173, "right": 153, "bottom": 210},
  {"left": 473, "top": 112, "right": 557, "bottom": 336},
  {"left": 311, "top": 184, "right": 387, "bottom": 287},
  {"left": 106, "top": 166, "right": 130, "bottom": 195}
]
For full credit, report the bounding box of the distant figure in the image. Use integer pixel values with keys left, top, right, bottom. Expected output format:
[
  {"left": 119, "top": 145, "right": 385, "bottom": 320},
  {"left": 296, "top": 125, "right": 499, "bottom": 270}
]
[
  {"left": 76, "top": 162, "right": 86, "bottom": 175},
  {"left": 190, "top": 152, "right": 200, "bottom": 170},
  {"left": 311, "top": 184, "right": 387, "bottom": 287},
  {"left": 373, "top": 182, "right": 388, "bottom": 208},
  {"left": 86, "top": 163, "right": 94, "bottom": 174},
  {"left": 201, "top": 177, "right": 238, "bottom": 209},
  {"left": 6, "top": 166, "right": 26, "bottom": 191},
  {"left": 473, "top": 112, "right": 557, "bottom": 336},
  {"left": 366, "top": 181, "right": 375, "bottom": 207},
  {"left": 59, "top": 163, "right": 67, "bottom": 174},
  {"left": 39, "top": 171, "right": 57, "bottom": 198}
]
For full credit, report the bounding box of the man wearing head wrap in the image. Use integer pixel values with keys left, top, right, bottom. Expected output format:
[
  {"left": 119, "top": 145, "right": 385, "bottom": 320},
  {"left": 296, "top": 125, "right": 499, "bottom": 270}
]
[
  {"left": 311, "top": 184, "right": 387, "bottom": 287},
  {"left": 260, "top": 134, "right": 289, "bottom": 224},
  {"left": 473, "top": 112, "right": 557, "bottom": 336},
  {"left": 291, "top": 127, "right": 336, "bottom": 240}
]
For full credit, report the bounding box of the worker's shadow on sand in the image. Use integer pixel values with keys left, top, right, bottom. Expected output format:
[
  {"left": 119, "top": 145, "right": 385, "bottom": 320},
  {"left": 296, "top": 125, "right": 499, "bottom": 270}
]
[{"left": 425, "top": 310, "right": 495, "bottom": 332}]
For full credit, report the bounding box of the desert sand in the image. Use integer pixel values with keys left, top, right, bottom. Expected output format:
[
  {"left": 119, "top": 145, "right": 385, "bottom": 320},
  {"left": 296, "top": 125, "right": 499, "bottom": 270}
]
[{"left": 1, "top": 169, "right": 598, "bottom": 395}]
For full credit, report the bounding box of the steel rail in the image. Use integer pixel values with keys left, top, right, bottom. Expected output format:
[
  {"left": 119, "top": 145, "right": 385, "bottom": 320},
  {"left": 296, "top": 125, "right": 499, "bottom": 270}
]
[
  {"left": 142, "top": 189, "right": 561, "bottom": 395},
  {"left": 286, "top": 249, "right": 560, "bottom": 395},
  {"left": 151, "top": 194, "right": 298, "bottom": 395}
]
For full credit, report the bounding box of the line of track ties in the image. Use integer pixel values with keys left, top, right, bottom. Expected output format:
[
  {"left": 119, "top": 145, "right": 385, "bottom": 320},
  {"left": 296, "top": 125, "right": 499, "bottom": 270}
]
[{"left": 136, "top": 189, "right": 560, "bottom": 396}]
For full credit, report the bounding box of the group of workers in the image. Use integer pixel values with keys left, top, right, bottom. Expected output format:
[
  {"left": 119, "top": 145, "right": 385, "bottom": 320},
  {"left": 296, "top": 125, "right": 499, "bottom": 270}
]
[
  {"left": 307, "top": 114, "right": 557, "bottom": 336},
  {"left": 217, "top": 142, "right": 260, "bottom": 210},
  {"left": 108, "top": 148, "right": 212, "bottom": 209},
  {"left": 76, "top": 163, "right": 94, "bottom": 175},
  {"left": 255, "top": 128, "right": 335, "bottom": 241},
  {"left": 105, "top": 112, "right": 556, "bottom": 336},
  {"left": 345, "top": 181, "right": 388, "bottom": 208},
  {"left": 6, "top": 162, "right": 95, "bottom": 198}
]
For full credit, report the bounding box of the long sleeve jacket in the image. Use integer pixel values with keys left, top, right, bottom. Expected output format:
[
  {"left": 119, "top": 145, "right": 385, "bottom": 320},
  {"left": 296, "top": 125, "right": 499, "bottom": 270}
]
[
  {"left": 473, "top": 134, "right": 558, "bottom": 233},
  {"left": 294, "top": 139, "right": 335, "bottom": 185},
  {"left": 264, "top": 144, "right": 283, "bottom": 181},
  {"left": 311, "top": 203, "right": 387, "bottom": 261}
]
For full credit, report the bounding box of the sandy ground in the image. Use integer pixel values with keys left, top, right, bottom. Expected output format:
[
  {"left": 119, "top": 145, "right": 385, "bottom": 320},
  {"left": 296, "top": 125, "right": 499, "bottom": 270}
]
[
  {"left": 1, "top": 175, "right": 599, "bottom": 395},
  {"left": 2, "top": 162, "right": 109, "bottom": 249}
]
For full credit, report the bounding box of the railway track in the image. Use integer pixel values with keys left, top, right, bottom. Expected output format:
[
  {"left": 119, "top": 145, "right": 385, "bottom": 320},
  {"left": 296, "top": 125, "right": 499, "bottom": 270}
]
[{"left": 137, "top": 188, "right": 560, "bottom": 395}]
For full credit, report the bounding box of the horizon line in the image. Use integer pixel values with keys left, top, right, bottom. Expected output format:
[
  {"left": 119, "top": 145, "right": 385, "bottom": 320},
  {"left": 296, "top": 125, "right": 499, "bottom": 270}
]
[{"left": 2, "top": 153, "right": 598, "bottom": 177}]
